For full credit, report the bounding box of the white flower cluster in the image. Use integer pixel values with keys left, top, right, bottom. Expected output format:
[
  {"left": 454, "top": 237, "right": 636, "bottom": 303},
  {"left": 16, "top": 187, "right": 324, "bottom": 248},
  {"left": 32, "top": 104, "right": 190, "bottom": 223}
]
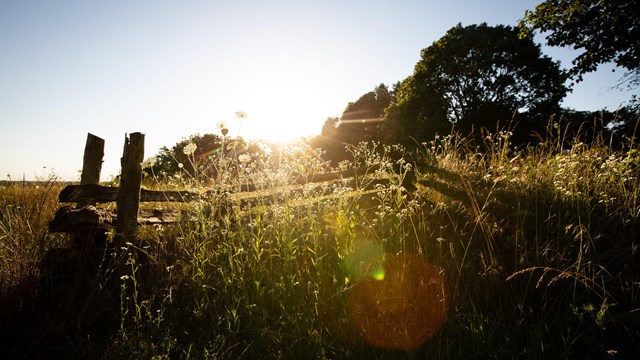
[
  {"left": 142, "top": 156, "right": 157, "bottom": 168},
  {"left": 238, "top": 154, "right": 251, "bottom": 164},
  {"left": 183, "top": 142, "right": 197, "bottom": 156}
]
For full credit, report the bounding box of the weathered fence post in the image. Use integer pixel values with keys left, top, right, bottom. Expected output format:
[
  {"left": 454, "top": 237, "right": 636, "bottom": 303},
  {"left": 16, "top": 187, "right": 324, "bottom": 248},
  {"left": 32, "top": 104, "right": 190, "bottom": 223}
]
[
  {"left": 114, "top": 132, "right": 144, "bottom": 250},
  {"left": 80, "top": 133, "right": 105, "bottom": 186},
  {"left": 73, "top": 133, "right": 108, "bottom": 269},
  {"left": 79, "top": 133, "right": 104, "bottom": 207}
]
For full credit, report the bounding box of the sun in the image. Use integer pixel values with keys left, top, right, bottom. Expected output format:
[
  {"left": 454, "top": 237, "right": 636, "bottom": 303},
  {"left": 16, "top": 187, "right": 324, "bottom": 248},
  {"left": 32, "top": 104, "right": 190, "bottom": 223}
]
[
  {"left": 216, "top": 53, "right": 336, "bottom": 143},
  {"left": 219, "top": 103, "right": 327, "bottom": 143},
  {"left": 230, "top": 106, "right": 323, "bottom": 142}
]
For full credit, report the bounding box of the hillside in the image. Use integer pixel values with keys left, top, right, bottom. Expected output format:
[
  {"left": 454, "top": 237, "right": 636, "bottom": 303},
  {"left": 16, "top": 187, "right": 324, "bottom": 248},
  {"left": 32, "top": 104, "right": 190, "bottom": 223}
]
[{"left": 1, "top": 127, "right": 639, "bottom": 359}]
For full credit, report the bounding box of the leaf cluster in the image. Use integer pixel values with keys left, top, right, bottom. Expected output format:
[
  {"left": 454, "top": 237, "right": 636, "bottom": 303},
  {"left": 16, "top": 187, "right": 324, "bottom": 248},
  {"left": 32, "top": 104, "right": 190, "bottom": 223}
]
[
  {"left": 384, "top": 23, "right": 567, "bottom": 146},
  {"left": 520, "top": 0, "right": 640, "bottom": 86}
]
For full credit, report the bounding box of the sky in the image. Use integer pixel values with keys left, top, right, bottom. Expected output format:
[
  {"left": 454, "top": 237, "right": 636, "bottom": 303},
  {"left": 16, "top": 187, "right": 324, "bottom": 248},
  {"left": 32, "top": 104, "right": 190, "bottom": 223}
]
[{"left": 1, "top": 0, "right": 636, "bottom": 181}]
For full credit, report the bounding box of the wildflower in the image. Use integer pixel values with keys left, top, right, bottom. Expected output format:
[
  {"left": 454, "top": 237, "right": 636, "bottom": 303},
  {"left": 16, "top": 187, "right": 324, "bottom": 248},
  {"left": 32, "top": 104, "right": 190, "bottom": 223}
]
[
  {"left": 338, "top": 160, "right": 350, "bottom": 171},
  {"left": 178, "top": 163, "right": 184, "bottom": 169},
  {"left": 238, "top": 154, "right": 251, "bottom": 163},
  {"left": 183, "top": 142, "right": 197, "bottom": 156},
  {"left": 142, "top": 156, "right": 157, "bottom": 168}
]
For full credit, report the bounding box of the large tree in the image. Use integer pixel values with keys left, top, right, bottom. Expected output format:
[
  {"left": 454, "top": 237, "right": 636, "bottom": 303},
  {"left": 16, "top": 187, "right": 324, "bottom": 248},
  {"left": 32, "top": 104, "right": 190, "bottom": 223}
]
[
  {"left": 520, "top": 0, "right": 640, "bottom": 87},
  {"left": 384, "top": 23, "right": 567, "bottom": 145}
]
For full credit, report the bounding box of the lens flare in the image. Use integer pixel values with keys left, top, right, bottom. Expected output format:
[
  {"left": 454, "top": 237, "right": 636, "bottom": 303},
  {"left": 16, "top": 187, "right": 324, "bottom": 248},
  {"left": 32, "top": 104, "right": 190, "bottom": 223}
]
[
  {"left": 348, "top": 252, "right": 449, "bottom": 350},
  {"left": 371, "top": 267, "right": 385, "bottom": 281},
  {"left": 342, "top": 240, "right": 385, "bottom": 282}
]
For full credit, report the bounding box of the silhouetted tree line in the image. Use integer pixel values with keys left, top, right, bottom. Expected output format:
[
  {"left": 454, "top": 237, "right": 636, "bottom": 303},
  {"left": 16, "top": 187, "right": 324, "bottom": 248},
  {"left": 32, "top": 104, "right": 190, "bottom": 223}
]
[
  {"left": 151, "top": 1, "right": 639, "bottom": 172},
  {"left": 313, "top": 3, "right": 640, "bottom": 163}
]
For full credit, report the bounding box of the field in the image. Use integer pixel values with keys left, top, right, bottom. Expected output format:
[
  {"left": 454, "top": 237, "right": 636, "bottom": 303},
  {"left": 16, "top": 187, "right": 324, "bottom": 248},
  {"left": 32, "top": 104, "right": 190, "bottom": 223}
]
[{"left": 1, "top": 126, "right": 639, "bottom": 359}]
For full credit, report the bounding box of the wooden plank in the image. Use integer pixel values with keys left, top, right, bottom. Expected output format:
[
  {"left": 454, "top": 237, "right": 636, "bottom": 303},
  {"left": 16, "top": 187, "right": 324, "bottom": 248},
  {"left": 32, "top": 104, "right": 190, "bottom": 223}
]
[
  {"left": 59, "top": 183, "right": 200, "bottom": 203},
  {"left": 49, "top": 206, "right": 114, "bottom": 232},
  {"left": 49, "top": 183, "right": 390, "bottom": 233},
  {"left": 48, "top": 206, "right": 181, "bottom": 232},
  {"left": 236, "top": 177, "right": 391, "bottom": 210},
  {"left": 59, "top": 163, "right": 387, "bottom": 204},
  {"left": 49, "top": 174, "right": 399, "bottom": 234},
  {"left": 289, "top": 164, "right": 381, "bottom": 185}
]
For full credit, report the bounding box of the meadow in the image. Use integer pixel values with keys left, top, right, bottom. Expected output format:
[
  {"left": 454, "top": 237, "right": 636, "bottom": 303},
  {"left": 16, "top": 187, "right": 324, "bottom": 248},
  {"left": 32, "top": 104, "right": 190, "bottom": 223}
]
[{"left": 1, "top": 123, "right": 639, "bottom": 359}]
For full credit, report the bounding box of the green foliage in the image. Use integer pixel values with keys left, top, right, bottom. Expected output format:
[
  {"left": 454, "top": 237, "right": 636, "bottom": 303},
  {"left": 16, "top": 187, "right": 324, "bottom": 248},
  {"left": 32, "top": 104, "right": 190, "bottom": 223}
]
[
  {"left": 316, "top": 84, "right": 392, "bottom": 164},
  {"left": 384, "top": 23, "right": 567, "bottom": 146},
  {"left": 520, "top": 0, "right": 640, "bottom": 87},
  {"left": 143, "top": 134, "right": 270, "bottom": 184},
  {"left": 336, "top": 83, "right": 390, "bottom": 145},
  {"left": 145, "top": 133, "right": 226, "bottom": 179},
  {"left": 342, "top": 84, "right": 391, "bottom": 121},
  {"left": 2, "top": 123, "right": 640, "bottom": 358},
  {"left": 0, "top": 180, "right": 65, "bottom": 304},
  {"left": 556, "top": 105, "right": 640, "bottom": 148}
]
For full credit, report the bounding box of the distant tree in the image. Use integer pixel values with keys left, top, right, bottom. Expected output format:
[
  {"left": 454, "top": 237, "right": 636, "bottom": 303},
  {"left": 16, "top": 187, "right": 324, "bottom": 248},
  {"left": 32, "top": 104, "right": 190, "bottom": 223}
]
[
  {"left": 342, "top": 83, "right": 391, "bottom": 120},
  {"left": 314, "top": 85, "right": 392, "bottom": 164},
  {"left": 320, "top": 117, "right": 340, "bottom": 138},
  {"left": 143, "top": 133, "right": 268, "bottom": 180},
  {"left": 145, "top": 134, "right": 225, "bottom": 178},
  {"left": 520, "top": 0, "right": 640, "bottom": 87},
  {"left": 384, "top": 23, "right": 567, "bottom": 145},
  {"left": 557, "top": 102, "right": 640, "bottom": 148},
  {"left": 609, "top": 101, "right": 640, "bottom": 144},
  {"left": 336, "top": 83, "right": 391, "bottom": 144}
]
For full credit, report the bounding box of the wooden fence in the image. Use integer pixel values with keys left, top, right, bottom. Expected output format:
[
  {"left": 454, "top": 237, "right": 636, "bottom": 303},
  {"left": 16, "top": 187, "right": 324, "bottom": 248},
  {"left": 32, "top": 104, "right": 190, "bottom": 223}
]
[{"left": 48, "top": 132, "right": 401, "bottom": 248}]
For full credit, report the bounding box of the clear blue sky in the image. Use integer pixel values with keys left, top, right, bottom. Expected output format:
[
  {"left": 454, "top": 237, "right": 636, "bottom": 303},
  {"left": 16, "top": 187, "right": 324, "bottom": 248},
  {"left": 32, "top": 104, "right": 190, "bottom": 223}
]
[{"left": 1, "top": 0, "right": 636, "bottom": 181}]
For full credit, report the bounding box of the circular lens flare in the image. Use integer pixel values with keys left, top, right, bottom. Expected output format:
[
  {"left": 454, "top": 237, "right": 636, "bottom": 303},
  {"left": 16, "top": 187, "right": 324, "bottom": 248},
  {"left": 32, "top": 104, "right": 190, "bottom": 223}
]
[{"left": 348, "top": 252, "right": 449, "bottom": 350}]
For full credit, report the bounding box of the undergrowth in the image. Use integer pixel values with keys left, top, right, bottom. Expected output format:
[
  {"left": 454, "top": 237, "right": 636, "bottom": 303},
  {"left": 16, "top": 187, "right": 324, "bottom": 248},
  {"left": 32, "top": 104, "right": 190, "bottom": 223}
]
[{"left": 1, "top": 123, "right": 638, "bottom": 359}]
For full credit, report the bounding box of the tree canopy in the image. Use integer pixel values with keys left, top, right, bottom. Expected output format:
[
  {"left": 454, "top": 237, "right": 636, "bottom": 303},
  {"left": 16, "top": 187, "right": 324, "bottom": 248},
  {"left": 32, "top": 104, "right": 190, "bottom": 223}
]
[
  {"left": 143, "top": 134, "right": 266, "bottom": 180},
  {"left": 341, "top": 83, "right": 391, "bottom": 122},
  {"left": 519, "top": 0, "right": 640, "bottom": 87},
  {"left": 335, "top": 83, "right": 391, "bottom": 144},
  {"left": 144, "top": 134, "right": 226, "bottom": 178},
  {"left": 384, "top": 23, "right": 567, "bottom": 145},
  {"left": 314, "top": 84, "right": 392, "bottom": 164}
]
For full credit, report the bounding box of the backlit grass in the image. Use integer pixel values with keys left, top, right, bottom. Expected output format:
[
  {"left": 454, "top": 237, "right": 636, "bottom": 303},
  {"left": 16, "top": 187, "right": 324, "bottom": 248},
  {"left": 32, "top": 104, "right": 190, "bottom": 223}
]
[{"left": 1, "top": 124, "right": 638, "bottom": 359}]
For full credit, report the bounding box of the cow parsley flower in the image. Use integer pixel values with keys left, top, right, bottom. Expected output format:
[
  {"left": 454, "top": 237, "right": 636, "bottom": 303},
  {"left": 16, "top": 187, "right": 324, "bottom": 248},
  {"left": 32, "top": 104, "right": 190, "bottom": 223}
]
[
  {"left": 238, "top": 154, "right": 251, "bottom": 163},
  {"left": 183, "top": 142, "right": 197, "bottom": 156}
]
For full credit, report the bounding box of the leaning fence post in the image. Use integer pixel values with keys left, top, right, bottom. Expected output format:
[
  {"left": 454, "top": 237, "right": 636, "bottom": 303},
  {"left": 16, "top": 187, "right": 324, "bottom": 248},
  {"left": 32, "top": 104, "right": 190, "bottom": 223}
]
[
  {"left": 79, "top": 133, "right": 105, "bottom": 207},
  {"left": 114, "top": 132, "right": 144, "bottom": 250},
  {"left": 74, "top": 133, "right": 106, "bottom": 249},
  {"left": 80, "top": 133, "right": 105, "bottom": 186}
]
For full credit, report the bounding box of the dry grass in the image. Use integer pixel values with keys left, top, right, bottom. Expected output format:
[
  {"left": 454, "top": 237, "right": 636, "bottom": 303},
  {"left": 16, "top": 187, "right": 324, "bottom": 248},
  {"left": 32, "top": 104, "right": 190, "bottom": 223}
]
[{"left": 1, "top": 124, "right": 638, "bottom": 359}]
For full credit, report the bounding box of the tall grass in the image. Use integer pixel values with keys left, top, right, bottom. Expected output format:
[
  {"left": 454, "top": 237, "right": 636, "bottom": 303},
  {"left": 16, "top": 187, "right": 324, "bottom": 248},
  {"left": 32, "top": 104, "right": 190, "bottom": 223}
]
[
  {"left": 1, "top": 124, "right": 638, "bottom": 358},
  {"left": 0, "top": 177, "right": 66, "bottom": 313}
]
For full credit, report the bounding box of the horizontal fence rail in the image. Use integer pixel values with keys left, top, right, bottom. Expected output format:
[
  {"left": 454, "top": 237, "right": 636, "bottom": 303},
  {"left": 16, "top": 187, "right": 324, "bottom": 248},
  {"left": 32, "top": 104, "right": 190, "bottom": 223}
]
[{"left": 49, "top": 133, "right": 402, "bottom": 235}]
